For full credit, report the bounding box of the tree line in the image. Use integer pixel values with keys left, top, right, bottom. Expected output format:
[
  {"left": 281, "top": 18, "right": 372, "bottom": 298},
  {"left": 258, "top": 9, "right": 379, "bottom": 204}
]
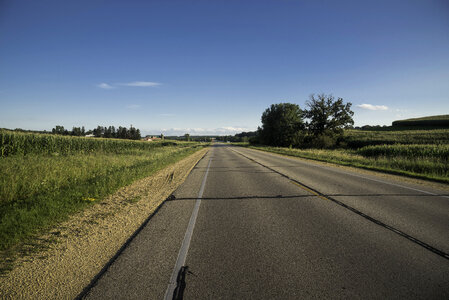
[
  {"left": 255, "top": 94, "right": 354, "bottom": 148},
  {"left": 51, "top": 125, "right": 141, "bottom": 140}
]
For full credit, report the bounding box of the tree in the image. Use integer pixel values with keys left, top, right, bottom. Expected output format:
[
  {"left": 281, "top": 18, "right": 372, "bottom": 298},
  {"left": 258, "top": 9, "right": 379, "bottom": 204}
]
[
  {"left": 104, "top": 126, "right": 111, "bottom": 138},
  {"left": 305, "top": 94, "right": 354, "bottom": 136},
  {"left": 71, "top": 127, "right": 82, "bottom": 136},
  {"left": 258, "top": 103, "right": 305, "bottom": 147},
  {"left": 184, "top": 133, "right": 191, "bottom": 141},
  {"left": 117, "top": 126, "right": 126, "bottom": 139},
  {"left": 134, "top": 128, "right": 141, "bottom": 140},
  {"left": 52, "top": 125, "right": 65, "bottom": 135}
]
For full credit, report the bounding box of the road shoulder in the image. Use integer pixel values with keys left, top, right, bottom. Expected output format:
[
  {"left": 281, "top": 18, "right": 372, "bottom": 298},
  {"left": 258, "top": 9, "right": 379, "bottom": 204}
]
[{"left": 0, "top": 148, "right": 208, "bottom": 299}]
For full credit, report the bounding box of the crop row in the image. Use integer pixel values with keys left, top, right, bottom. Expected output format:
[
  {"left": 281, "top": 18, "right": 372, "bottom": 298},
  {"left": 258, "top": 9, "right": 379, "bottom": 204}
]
[
  {"left": 343, "top": 129, "right": 449, "bottom": 148},
  {"left": 0, "top": 130, "right": 186, "bottom": 157},
  {"left": 357, "top": 144, "right": 449, "bottom": 160},
  {"left": 0, "top": 144, "right": 205, "bottom": 252},
  {"left": 392, "top": 115, "right": 449, "bottom": 127}
]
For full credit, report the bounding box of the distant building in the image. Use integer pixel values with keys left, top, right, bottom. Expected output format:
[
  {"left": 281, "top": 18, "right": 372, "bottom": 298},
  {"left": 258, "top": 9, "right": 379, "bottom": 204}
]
[{"left": 144, "top": 135, "right": 161, "bottom": 141}]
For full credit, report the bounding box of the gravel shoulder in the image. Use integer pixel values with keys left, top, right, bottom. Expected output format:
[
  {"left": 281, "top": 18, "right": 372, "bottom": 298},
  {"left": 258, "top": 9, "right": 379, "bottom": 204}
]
[{"left": 0, "top": 148, "right": 208, "bottom": 299}]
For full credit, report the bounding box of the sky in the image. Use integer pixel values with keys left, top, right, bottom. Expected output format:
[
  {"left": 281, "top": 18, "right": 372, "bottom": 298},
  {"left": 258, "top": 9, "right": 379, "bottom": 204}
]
[{"left": 1, "top": 0, "right": 448, "bottom": 136}]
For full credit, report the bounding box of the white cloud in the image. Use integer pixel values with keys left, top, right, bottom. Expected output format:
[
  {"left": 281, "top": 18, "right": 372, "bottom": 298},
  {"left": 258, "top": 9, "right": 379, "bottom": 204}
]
[
  {"left": 126, "top": 104, "right": 141, "bottom": 109},
  {"left": 120, "top": 81, "right": 161, "bottom": 87},
  {"left": 97, "top": 83, "right": 115, "bottom": 89},
  {"left": 357, "top": 104, "right": 388, "bottom": 111},
  {"left": 215, "top": 126, "right": 250, "bottom": 133},
  {"left": 96, "top": 81, "right": 161, "bottom": 89},
  {"left": 155, "top": 126, "right": 255, "bottom": 136},
  {"left": 159, "top": 113, "right": 175, "bottom": 117}
]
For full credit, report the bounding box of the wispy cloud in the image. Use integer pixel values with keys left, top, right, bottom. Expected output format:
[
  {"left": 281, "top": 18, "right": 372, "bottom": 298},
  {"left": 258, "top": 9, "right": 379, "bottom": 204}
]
[
  {"left": 357, "top": 104, "right": 388, "bottom": 111},
  {"left": 157, "top": 126, "right": 254, "bottom": 136},
  {"left": 126, "top": 104, "right": 141, "bottom": 109},
  {"left": 120, "top": 81, "right": 161, "bottom": 87},
  {"left": 97, "top": 81, "right": 162, "bottom": 89},
  {"left": 159, "top": 113, "right": 175, "bottom": 117},
  {"left": 97, "top": 83, "right": 115, "bottom": 89}
]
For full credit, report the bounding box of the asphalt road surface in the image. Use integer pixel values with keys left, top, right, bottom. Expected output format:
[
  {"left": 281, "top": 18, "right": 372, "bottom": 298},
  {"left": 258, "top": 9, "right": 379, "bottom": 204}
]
[{"left": 82, "top": 144, "right": 449, "bottom": 299}]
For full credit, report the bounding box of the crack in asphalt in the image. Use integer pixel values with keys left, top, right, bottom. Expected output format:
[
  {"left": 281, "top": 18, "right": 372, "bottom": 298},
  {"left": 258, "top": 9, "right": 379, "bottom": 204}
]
[{"left": 231, "top": 147, "right": 449, "bottom": 261}]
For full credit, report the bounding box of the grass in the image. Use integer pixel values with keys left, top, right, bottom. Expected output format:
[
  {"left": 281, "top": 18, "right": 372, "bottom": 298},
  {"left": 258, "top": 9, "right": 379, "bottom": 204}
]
[
  {"left": 343, "top": 129, "right": 449, "bottom": 148},
  {"left": 392, "top": 114, "right": 449, "bottom": 128},
  {"left": 0, "top": 131, "right": 208, "bottom": 252},
  {"left": 0, "top": 129, "right": 180, "bottom": 157},
  {"left": 237, "top": 129, "right": 449, "bottom": 184},
  {"left": 402, "top": 114, "right": 449, "bottom": 121},
  {"left": 247, "top": 145, "right": 449, "bottom": 183}
]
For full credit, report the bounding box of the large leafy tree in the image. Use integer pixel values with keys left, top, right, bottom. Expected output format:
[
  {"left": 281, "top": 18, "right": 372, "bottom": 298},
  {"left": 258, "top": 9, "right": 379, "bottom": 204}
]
[
  {"left": 305, "top": 94, "right": 354, "bottom": 136},
  {"left": 258, "top": 103, "right": 305, "bottom": 147}
]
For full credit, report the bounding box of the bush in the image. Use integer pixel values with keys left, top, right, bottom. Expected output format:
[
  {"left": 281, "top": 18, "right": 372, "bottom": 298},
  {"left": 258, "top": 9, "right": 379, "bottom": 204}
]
[{"left": 304, "top": 133, "right": 337, "bottom": 149}]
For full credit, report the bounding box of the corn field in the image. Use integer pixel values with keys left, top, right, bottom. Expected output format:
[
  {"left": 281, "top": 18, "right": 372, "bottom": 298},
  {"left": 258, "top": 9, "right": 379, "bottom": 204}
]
[
  {"left": 0, "top": 130, "right": 206, "bottom": 253},
  {"left": 343, "top": 129, "right": 449, "bottom": 148},
  {"left": 357, "top": 144, "right": 449, "bottom": 160},
  {"left": 0, "top": 129, "right": 187, "bottom": 157}
]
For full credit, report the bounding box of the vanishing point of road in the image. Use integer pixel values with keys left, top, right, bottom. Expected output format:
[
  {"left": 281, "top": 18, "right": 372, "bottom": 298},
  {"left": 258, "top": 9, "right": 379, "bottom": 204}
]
[{"left": 81, "top": 144, "right": 449, "bottom": 299}]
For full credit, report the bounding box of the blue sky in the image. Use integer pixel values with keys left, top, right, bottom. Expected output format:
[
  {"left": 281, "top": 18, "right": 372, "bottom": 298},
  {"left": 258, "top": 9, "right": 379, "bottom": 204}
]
[{"left": 1, "top": 0, "right": 448, "bottom": 135}]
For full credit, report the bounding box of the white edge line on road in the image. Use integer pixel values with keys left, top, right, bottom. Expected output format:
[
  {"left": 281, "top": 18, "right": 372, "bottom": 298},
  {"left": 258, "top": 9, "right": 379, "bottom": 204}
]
[
  {"left": 234, "top": 147, "right": 449, "bottom": 200},
  {"left": 164, "top": 157, "right": 212, "bottom": 300}
]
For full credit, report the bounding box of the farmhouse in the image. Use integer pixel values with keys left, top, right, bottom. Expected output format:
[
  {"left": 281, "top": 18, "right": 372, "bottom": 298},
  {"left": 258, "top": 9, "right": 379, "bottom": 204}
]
[{"left": 143, "top": 136, "right": 162, "bottom": 141}]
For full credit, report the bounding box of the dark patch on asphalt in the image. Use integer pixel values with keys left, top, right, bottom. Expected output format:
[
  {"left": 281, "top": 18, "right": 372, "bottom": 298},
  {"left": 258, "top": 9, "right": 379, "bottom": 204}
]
[
  {"left": 172, "top": 266, "right": 190, "bottom": 299},
  {"left": 166, "top": 194, "right": 310, "bottom": 201}
]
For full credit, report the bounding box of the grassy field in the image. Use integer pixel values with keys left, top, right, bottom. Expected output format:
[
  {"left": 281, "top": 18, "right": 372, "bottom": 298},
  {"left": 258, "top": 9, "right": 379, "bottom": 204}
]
[
  {"left": 0, "top": 129, "right": 180, "bottom": 157},
  {"left": 0, "top": 130, "right": 207, "bottom": 252},
  {"left": 241, "top": 129, "right": 449, "bottom": 184},
  {"left": 392, "top": 114, "right": 449, "bottom": 128},
  {"left": 343, "top": 129, "right": 449, "bottom": 148}
]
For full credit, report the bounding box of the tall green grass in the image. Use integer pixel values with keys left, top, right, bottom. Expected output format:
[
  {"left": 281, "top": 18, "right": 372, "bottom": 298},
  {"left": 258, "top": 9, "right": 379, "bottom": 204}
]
[
  {"left": 357, "top": 144, "right": 449, "bottom": 160},
  {"left": 0, "top": 130, "right": 207, "bottom": 252},
  {"left": 248, "top": 145, "right": 449, "bottom": 183},
  {"left": 392, "top": 114, "right": 449, "bottom": 127},
  {"left": 343, "top": 129, "right": 449, "bottom": 148},
  {"left": 0, "top": 129, "right": 182, "bottom": 157},
  {"left": 242, "top": 129, "right": 449, "bottom": 184}
]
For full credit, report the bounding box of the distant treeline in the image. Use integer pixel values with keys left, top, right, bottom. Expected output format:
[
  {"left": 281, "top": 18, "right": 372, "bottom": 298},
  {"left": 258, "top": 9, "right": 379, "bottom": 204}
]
[
  {"left": 167, "top": 135, "right": 214, "bottom": 142},
  {"left": 216, "top": 131, "right": 257, "bottom": 143},
  {"left": 52, "top": 125, "right": 141, "bottom": 140}
]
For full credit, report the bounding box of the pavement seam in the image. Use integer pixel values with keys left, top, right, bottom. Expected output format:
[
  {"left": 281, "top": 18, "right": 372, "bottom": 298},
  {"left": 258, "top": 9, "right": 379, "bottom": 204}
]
[
  {"left": 164, "top": 156, "right": 212, "bottom": 300},
  {"left": 231, "top": 147, "right": 449, "bottom": 261},
  {"left": 248, "top": 147, "right": 449, "bottom": 199}
]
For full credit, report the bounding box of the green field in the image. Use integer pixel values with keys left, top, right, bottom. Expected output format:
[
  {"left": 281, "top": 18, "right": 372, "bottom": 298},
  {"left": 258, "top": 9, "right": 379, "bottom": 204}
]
[
  {"left": 0, "top": 130, "right": 207, "bottom": 253},
  {"left": 392, "top": 114, "right": 449, "bottom": 128},
  {"left": 343, "top": 129, "right": 449, "bottom": 148},
  {"left": 242, "top": 129, "right": 449, "bottom": 184}
]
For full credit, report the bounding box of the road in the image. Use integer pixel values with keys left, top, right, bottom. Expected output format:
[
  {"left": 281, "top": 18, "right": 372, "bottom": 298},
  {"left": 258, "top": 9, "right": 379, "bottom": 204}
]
[{"left": 82, "top": 144, "right": 449, "bottom": 299}]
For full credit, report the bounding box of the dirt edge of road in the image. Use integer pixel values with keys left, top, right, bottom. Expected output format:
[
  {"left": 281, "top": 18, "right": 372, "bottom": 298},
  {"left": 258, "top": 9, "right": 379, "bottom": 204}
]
[{"left": 0, "top": 148, "right": 208, "bottom": 299}]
